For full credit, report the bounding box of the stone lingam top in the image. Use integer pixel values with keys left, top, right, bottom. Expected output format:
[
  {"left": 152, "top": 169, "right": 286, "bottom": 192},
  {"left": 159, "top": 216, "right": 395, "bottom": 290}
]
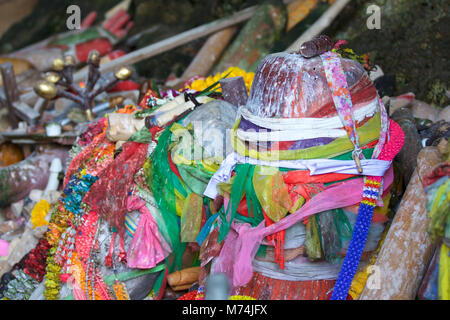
[{"left": 244, "top": 52, "right": 377, "bottom": 119}]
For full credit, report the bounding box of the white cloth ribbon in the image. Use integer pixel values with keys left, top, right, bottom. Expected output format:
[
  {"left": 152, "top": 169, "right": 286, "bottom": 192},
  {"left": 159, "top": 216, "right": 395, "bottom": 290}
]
[
  {"left": 203, "top": 152, "right": 392, "bottom": 199},
  {"left": 239, "top": 97, "right": 379, "bottom": 131},
  {"left": 236, "top": 127, "right": 347, "bottom": 142}
]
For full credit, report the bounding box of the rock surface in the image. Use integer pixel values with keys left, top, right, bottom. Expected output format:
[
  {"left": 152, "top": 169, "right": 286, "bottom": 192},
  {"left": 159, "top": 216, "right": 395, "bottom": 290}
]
[{"left": 328, "top": 0, "right": 449, "bottom": 108}]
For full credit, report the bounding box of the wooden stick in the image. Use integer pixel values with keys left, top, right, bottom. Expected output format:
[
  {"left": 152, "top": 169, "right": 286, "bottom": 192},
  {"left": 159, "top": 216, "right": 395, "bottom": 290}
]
[
  {"left": 3, "top": 1, "right": 355, "bottom": 136},
  {"left": 286, "top": 0, "right": 322, "bottom": 32},
  {"left": 167, "top": 266, "right": 201, "bottom": 288},
  {"left": 19, "top": 1, "right": 296, "bottom": 105},
  {"left": 286, "top": 0, "right": 352, "bottom": 52},
  {"left": 167, "top": 26, "right": 238, "bottom": 88},
  {"left": 11, "top": 29, "right": 79, "bottom": 56},
  {"left": 32, "top": 97, "right": 47, "bottom": 114},
  {"left": 358, "top": 147, "right": 442, "bottom": 300},
  {"left": 72, "top": 6, "right": 259, "bottom": 83},
  {"left": 171, "top": 284, "right": 192, "bottom": 291},
  {"left": 12, "top": 101, "right": 40, "bottom": 124},
  {"left": 181, "top": 26, "right": 237, "bottom": 78},
  {"left": 1, "top": 62, "right": 20, "bottom": 127}
]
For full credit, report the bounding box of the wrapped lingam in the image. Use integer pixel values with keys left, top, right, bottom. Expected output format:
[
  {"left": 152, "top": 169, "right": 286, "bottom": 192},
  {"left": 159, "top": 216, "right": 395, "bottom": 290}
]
[{"left": 202, "top": 36, "right": 404, "bottom": 300}]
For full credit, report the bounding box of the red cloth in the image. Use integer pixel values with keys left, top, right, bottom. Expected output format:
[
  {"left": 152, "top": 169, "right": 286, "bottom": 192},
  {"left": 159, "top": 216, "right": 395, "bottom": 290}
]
[
  {"left": 83, "top": 142, "right": 148, "bottom": 234},
  {"left": 108, "top": 80, "right": 140, "bottom": 92},
  {"left": 75, "top": 38, "right": 112, "bottom": 62},
  {"left": 64, "top": 132, "right": 112, "bottom": 188},
  {"left": 103, "top": 9, "right": 127, "bottom": 30},
  {"left": 138, "top": 89, "right": 159, "bottom": 109},
  {"left": 262, "top": 211, "right": 285, "bottom": 269},
  {"left": 80, "top": 11, "right": 97, "bottom": 29},
  {"left": 168, "top": 147, "right": 183, "bottom": 180},
  {"left": 177, "top": 290, "right": 198, "bottom": 300},
  {"left": 282, "top": 170, "right": 351, "bottom": 186},
  {"left": 291, "top": 183, "right": 325, "bottom": 203},
  {"left": 236, "top": 272, "right": 336, "bottom": 300},
  {"left": 107, "top": 50, "right": 126, "bottom": 60},
  {"left": 422, "top": 163, "right": 450, "bottom": 188}
]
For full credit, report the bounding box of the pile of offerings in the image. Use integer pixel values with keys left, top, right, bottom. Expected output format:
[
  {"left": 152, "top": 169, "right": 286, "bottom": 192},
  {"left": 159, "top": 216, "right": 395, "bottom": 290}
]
[{"left": 13, "top": 39, "right": 450, "bottom": 301}]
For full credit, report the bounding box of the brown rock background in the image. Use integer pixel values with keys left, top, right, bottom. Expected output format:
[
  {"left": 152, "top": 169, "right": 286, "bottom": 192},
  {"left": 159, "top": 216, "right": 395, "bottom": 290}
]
[
  {"left": 326, "top": 0, "right": 449, "bottom": 108},
  {"left": 0, "top": 0, "right": 448, "bottom": 106}
]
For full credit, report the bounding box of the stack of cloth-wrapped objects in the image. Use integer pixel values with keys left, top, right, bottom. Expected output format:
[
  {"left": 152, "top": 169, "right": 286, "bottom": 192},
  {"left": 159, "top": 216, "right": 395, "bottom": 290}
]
[{"left": 198, "top": 48, "right": 405, "bottom": 300}]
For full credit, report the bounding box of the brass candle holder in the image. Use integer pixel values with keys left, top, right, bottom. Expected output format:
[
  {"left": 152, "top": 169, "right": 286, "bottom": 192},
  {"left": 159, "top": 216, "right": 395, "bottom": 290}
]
[{"left": 34, "top": 50, "right": 133, "bottom": 122}]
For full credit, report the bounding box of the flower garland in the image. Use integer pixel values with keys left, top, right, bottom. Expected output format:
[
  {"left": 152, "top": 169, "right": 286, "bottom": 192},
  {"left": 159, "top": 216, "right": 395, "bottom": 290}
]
[
  {"left": 112, "top": 281, "right": 130, "bottom": 300},
  {"left": 75, "top": 211, "right": 99, "bottom": 263},
  {"left": 46, "top": 205, "right": 73, "bottom": 247},
  {"left": 22, "top": 238, "right": 52, "bottom": 282},
  {"left": 229, "top": 295, "right": 256, "bottom": 300},
  {"left": 62, "top": 170, "right": 98, "bottom": 216},
  {"left": 348, "top": 223, "right": 389, "bottom": 299},
  {"left": 70, "top": 252, "right": 112, "bottom": 300},
  {"left": 44, "top": 120, "right": 124, "bottom": 300},
  {"left": 54, "top": 226, "right": 76, "bottom": 273},
  {"left": 44, "top": 203, "right": 73, "bottom": 300},
  {"left": 42, "top": 115, "right": 123, "bottom": 300},
  {"left": 43, "top": 170, "right": 96, "bottom": 300},
  {"left": 76, "top": 211, "right": 113, "bottom": 300},
  {"left": 78, "top": 118, "right": 108, "bottom": 147},
  {"left": 186, "top": 66, "right": 255, "bottom": 94},
  {"left": 195, "top": 286, "right": 205, "bottom": 300},
  {"left": 177, "top": 290, "right": 198, "bottom": 300},
  {"left": 43, "top": 247, "right": 62, "bottom": 300},
  {"left": 30, "top": 199, "right": 51, "bottom": 229},
  {"left": 177, "top": 292, "right": 256, "bottom": 300},
  {"left": 2, "top": 271, "right": 39, "bottom": 300}
]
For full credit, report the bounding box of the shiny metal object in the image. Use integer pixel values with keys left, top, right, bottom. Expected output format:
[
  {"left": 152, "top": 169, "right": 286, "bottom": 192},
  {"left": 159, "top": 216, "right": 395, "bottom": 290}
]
[
  {"left": 52, "top": 58, "right": 65, "bottom": 71},
  {"left": 85, "top": 109, "right": 94, "bottom": 122},
  {"left": 34, "top": 81, "right": 58, "bottom": 100},
  {"left": 44, "top": 72, "right": 61, "bottom": 84},
  {"left": 64, "top": 54, "right": 76, "bottom": 67},
  {"left": 114, "top": 66, "right": 132, "bottom": 80},
  {"left": 88, "top": 50, "right": 101, "bottom": 65}
]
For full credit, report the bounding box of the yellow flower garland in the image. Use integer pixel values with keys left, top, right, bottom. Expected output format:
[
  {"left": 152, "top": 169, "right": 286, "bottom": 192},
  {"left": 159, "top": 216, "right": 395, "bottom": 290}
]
[
  {"left": 229, "top": 295, "right": 256, "bottom": 300},
  {"left": 348, "top": 224, "right": 389, "bottom": 299},
  {"left": 31, "top": 199, "right": 50, "bottom": 229},
  {"left": 186, "top": 66, "right": 255, "bottom": 94}
]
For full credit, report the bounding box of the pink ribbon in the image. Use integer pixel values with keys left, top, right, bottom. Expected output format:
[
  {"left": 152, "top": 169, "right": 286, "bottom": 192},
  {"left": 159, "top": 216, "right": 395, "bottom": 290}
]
[
  {"left": 0, "top": 239, "right": 9, "bottom": 256},
  {"left": 214, "top": 165, "right": 394, "bottom": 288},
  {"left": 126, "top": 196, "right": 171, "bottom": 269},
  {"left": 70, "top": 276, "right": 87, "bottom": 300}
]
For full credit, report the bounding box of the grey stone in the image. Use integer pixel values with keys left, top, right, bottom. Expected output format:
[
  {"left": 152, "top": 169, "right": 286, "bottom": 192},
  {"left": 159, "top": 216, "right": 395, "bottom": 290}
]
[
  {"left": 410, "top": 100, "right": 439, "bottom": 122},
  {"left": 392, "top": 108, "right": 423, "bottom": 185},
  {"left": 438, "top": 105, "right": 450, "bottom": 122},
  {"left": 126, "top": 271, "right": 161, "bottom": 300},
  {"left": 180, "top": 100, "right": 237, "bottom": 161},
  {"left": 219, "top": 76, "right": 248, "bottom": 108}
]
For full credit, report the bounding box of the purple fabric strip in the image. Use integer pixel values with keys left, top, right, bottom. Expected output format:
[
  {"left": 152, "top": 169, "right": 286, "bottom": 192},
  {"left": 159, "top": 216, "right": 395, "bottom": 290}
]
[
  {"left": 289, "top": 137, "right": 336, "bottom": 150},
  {"left": 239, "top": 117, "right": 337, "bottom": 150}
]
